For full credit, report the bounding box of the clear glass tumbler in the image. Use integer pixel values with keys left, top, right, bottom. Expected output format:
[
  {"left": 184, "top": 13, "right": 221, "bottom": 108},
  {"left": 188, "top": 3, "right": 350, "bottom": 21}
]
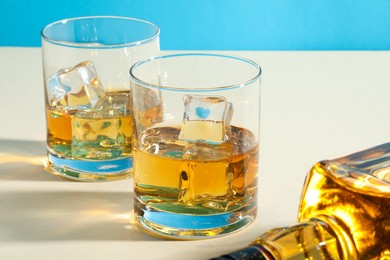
[
  {"left": 130, "top": 53, "right": 262, "bottom": 239},
  {"left": 41, "top": 16, "right": 160, "bottom": 181}
]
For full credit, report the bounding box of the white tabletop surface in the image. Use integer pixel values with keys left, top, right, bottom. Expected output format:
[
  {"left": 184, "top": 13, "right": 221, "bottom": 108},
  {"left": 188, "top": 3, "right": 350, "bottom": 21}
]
[{"left": 1, "top": 47, "right": 390, "bottom": 260}]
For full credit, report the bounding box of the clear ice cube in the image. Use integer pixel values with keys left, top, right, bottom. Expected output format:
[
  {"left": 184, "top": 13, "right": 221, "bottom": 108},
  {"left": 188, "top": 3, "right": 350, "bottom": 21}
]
[
  {"left": 71, "top": 92, "right": 133, "bottom": 160},
  {"left": 93, "top": 91, "right": 132, "bottom": 116},
  {"left": 48, "top": 61, "right": 105, "bottom": 112},
  {"left": 132, "top": 84, "right": 163, "bottom": 128},
  {"left": 177, "top": 95, "right": 235, "bottom": 205},
  {"left": 178, "top": 95, "right": 233, "bottom": 144}
]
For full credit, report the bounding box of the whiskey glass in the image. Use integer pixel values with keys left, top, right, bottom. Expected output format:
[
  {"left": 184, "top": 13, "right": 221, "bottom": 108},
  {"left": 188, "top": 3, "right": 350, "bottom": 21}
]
[
  {"left": 130, "top": 53, "right": 262, "bottom": 239},
  {"left": 41, "top": 16, "right": 160, "bottom": 181}
]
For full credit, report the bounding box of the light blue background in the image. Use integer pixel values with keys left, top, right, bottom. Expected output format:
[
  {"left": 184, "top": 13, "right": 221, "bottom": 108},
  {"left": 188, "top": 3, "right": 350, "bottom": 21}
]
[{"left": 1, "top": 0, "right": 390, "bottom": 50}]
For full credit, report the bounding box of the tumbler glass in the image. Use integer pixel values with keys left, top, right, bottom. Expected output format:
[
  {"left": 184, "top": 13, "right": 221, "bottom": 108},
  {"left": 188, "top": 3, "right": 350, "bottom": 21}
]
[
  {"left": 130, "top": 53, "right": 262, "bottom": 239},
  {"left": 41, "top": 16, "right": 160, "bottom": 181}
]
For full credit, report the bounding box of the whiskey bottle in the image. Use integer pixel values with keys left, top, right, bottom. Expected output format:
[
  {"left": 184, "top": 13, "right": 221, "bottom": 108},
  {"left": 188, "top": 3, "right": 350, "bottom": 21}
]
[{"left": 212, "top": 143, "right": 390, "bottom": 259}]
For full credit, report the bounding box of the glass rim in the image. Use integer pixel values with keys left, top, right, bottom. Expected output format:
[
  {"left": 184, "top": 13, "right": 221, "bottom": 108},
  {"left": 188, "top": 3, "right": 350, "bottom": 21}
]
[
  {"left": 41, "top": 16, "right": 160, "bottom": 49},
  {"left": 130, "top": 53, "right": 262, "bottom": 92}
]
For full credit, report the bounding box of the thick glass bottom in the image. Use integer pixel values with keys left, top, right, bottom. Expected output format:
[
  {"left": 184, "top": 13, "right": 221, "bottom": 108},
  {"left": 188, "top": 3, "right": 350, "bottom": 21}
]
[
  {"left": 134, "top": 198, "right": 257, "bottom": 240},
  {"left": 45, "top": 152, "right": 133, "bottom": 181}
]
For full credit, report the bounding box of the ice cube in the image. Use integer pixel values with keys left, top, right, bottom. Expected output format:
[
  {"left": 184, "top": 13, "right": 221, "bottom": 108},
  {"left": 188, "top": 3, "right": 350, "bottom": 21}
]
[
  {"left": 177, "top": 95, "right": 235, "bottom": 205},
  {"left": 132, "top": 84, "right": 163, "bottom": 128},
  {"left": 93, "top": 91, "right": 132, "bottom": 116},
  {"left": 48, "top": 61, "right": 105, "bottom": 112},
  {"left": 182, "top": 142, "right": 237, "bottom": 160},
  {"left": 178, "top": 95, "right": 233, "bottom": 144},
  {"left": 178, "top": 143, "right": 236, "bottom": 207},
  {"left": 71, "top": 92, "right": 133, "bottom": 160}
]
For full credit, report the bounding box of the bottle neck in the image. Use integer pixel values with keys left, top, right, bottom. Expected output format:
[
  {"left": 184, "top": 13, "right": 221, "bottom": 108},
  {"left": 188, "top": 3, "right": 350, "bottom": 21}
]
[
  {"left": 211, "top": 218, "right": 358, "bottom": 260},
  {"left": 252, "top": 220, "right": 343, "bottom": 260},
  {"left": 210, "top": 244, "right": 275, "bottom": 260}
]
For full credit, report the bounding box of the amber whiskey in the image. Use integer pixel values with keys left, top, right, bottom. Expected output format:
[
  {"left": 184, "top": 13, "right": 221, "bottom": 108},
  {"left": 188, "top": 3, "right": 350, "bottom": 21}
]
[
  {"left": 46, "top": 91, "right": 134, "bottom": 160},
  {"left": 133, "top": 125, "right": 259, "bottom": 216}
]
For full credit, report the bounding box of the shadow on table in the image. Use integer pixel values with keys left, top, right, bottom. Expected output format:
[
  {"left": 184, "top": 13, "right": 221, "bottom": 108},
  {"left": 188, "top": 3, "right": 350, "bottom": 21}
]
[
  {"left": 0, "top": 140, "right": 158, "bottom": 241},
  {"left": 0, "top": 139, "right": 63, "bottom": 182},
  {"left": 0, "top": 189, "right": 155, "bottom": 241}
]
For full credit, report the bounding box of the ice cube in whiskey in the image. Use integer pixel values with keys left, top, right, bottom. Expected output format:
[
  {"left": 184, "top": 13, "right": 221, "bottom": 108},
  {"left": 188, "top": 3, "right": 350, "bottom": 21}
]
[
  {"left": 72, "top": 92, "right": 133, "bottom": 160},
  {"left": 46, "top": 61, "right": 106, "bottom": 157}
]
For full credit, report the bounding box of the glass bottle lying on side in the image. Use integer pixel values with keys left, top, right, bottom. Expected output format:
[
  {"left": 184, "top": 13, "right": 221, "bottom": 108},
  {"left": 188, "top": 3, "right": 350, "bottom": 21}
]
[{"left": 212, "top": 143, "right": 390, "bottom": 260}]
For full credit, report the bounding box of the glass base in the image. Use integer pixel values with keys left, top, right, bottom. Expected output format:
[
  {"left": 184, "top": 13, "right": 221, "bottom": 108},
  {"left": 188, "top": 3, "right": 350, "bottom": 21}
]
[
  {"left": 133, "top": 198, "right": 257, "bottom": 240},
  {"left": 45, "top": 152, "right": 133, "bottom": 181}
]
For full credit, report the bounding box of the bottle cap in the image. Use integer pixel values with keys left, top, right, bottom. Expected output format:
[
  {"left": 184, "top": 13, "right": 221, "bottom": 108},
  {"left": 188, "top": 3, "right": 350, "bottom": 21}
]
[{"left": 209, "top": 245, "right": 274, "bottom": 260}]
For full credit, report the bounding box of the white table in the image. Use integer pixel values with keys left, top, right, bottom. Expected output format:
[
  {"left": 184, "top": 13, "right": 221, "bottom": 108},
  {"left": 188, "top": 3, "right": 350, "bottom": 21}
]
[{"left": 1, "top": 47, "right": 389, "bottom": 260}]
